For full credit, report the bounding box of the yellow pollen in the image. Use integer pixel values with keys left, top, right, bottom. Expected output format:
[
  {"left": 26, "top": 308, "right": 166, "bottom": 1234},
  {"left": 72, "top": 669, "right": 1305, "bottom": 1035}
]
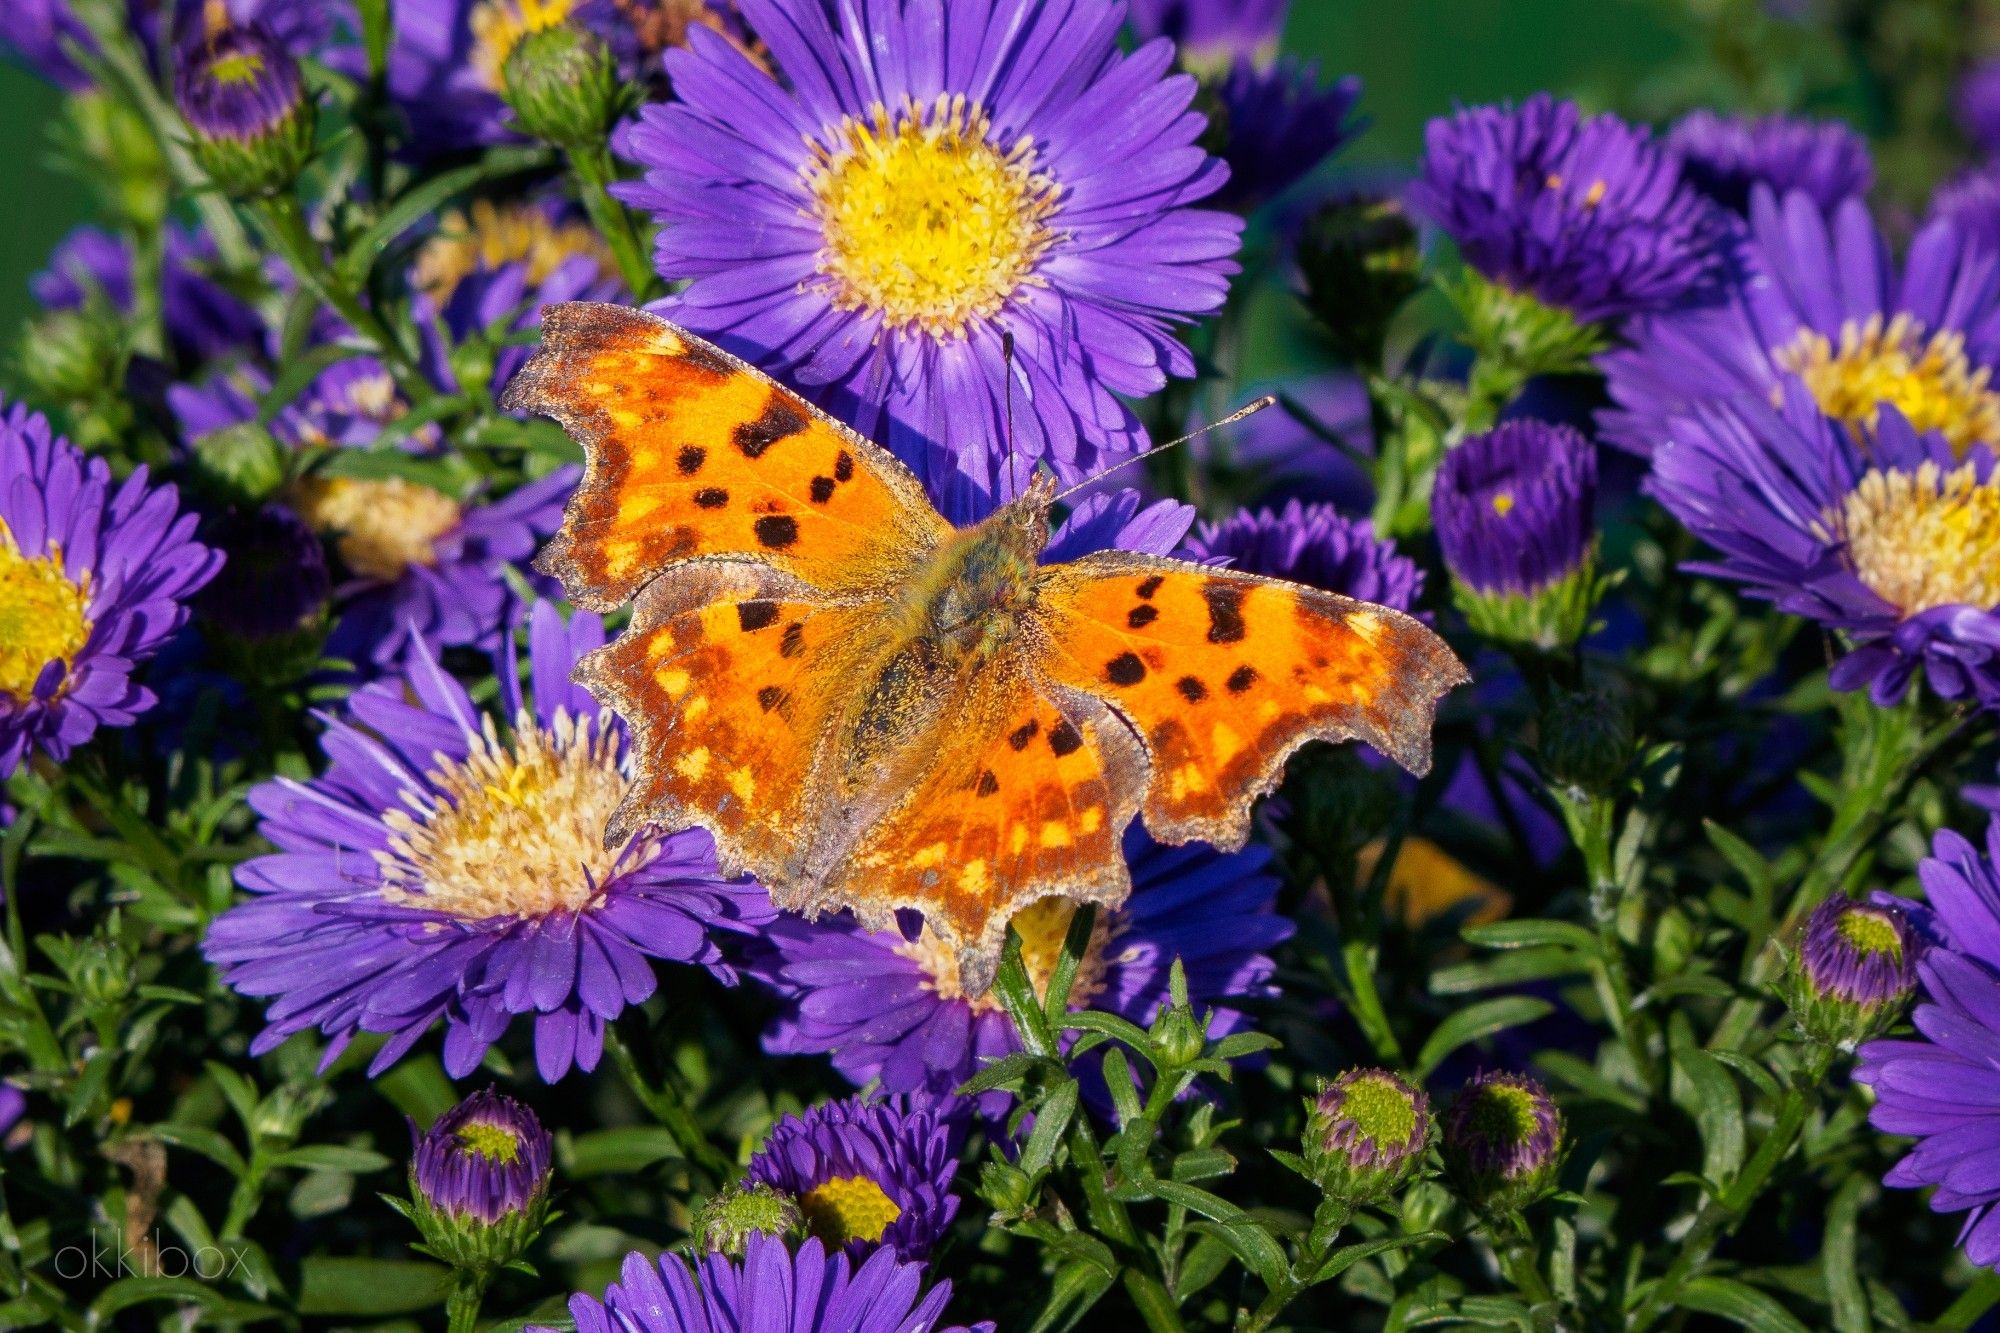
[
  {"left": 805, "top": 94, "right": 1062, "bottom": 338},
  {"left": 896, "top": 897, "right": 1117, "bottom": 1016},
  {"left": 1582, "top": 179, "right": 1606, "bottom": 207},
  {"left": 1773, "top": 314, "right": 2000, "bottom": 456},
  {"left": 469, "top": 0, "right": 577, "bottom": 91},
  {"left": 1490, "top": 492, "right": 1516, "bottom": 517},
  {"left": 1836, "top": 908, "right": 1905, "bottom": 961},
  {"left": 799, "top": 1175, "right": 902, "bottom": 1246},
  {"left": 0, "top": 522, "right": 92, "bottom": 703},
  {"left": 292, "top": 476, "right": 463, "bottom": 582},
  {"left": 377, "top": 707, "right": 647, "bottom": 919},
  {"left": 1833, "top": 461, "right": 2000, "bottom": 614},
  {"left": 413, "top": 199, "right": 618, "bottom": 304},
  {"left": 208, "top": 51, "right": 267, "bottom": 86},
  {"left": 455, "top": 1121, "right": 522, "bottom": 1163}
]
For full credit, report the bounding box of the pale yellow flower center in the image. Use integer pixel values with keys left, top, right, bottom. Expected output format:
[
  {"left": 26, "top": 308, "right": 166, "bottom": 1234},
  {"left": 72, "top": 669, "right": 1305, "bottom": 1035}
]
[
  {"left": 0, "top": 521, "right": 92, "bottom": 702},
  {"left": 799, "top": 1175, "right": 903, "bottom": 1246},
  {"left": 469, "top": 0, "right": 578, "bottom": 91},
  {"left": 805, "top": 94, "right": 1061, "bottom": 338},
  {"left": 455, "top": 1121, "right": 522, "bottom": 1163},
  {"left": 292, "top": 476, "right": 463, "bottom": 582},
  {"left": 1773, "top": 314, "right": 2000, "bottom": 456},
  {"left": 378, "top": 708, "right": 647, "bottom": 920},
  {"left": 1834, "top": 461, "right": 2000, "bottom": 614},
  {"left": 413, "top": 199, "right": 617, "bottom": 304},
  {"left": 897, "top": 896, "right": 1114, "bottom": 1016},
  {"left": 1836, "top": 908, "right": 1906, "bottom": 961}
]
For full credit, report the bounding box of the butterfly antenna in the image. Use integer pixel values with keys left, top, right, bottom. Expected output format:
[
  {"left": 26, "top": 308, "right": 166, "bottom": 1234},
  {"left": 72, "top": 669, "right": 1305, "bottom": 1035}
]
[
  {"left": 1001, "top": 331, "right": 1021, "bottom": 500},
  {"left": 1052, "top": 396, "right": 1277, "bottom": 504}
]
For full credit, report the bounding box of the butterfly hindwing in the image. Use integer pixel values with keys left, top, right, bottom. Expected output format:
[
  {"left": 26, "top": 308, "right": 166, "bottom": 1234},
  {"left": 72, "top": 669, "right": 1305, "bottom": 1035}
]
[
  {"left": 505, "top": 302, "right": 950, "bottom": 610},
  {"left": 574, "top": 563, "right": 887, "bottom": 879},
  {"left": 1034, "top": 551, "right": 1469, "bottom": 849}
]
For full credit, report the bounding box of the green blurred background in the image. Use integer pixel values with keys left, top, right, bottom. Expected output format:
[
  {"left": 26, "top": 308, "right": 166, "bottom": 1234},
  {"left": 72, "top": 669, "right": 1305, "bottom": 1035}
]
[{"left": 0, "top": 1, "right": 1699, "bottom": 332}]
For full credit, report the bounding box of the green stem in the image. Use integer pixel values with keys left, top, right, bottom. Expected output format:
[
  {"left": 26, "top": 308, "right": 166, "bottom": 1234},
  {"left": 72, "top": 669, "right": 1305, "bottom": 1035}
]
[
  {"left": 602, "top": 1023, "right": 733, "bottom": 1186},
  {"left": 1559, "top": 792, "right": 1658, "bottom": 1092},
  {"left": 1494, "top": 1214, "right": 1559, "bottom": 1326},
  {"left": 445, "top": 1272, "right": 487, "bottom": 1333},
  {"left": 250, "top": 194, "right": 435, "bottom": 408},
  {"left": 1237, "top": 1203, "right": 1353, "bottom": 1333},
  {"left": 1628, "top": 1048, "right": 1833, "bottom": 1331},
  {"left": 1122, "top": 1268, "right": 1187, "bottom": 1333},
  {"left": 570, "top": 142, "right": 659, "bottom": 301}
]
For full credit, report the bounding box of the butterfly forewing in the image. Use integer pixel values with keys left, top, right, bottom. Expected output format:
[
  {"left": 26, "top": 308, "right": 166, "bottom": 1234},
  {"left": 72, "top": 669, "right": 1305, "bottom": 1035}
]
[
  {"left": 1033, "top": 552, "right": 1470, "bottom": 849},
  {"left": 505, "top": 301, "right": 950, "bottom": 609}
]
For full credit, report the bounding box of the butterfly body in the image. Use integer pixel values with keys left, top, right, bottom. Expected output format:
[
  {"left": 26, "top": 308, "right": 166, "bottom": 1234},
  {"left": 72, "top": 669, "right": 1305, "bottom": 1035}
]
[{"left": 506, "top": 302, "right": 1469, "bottom": 994}]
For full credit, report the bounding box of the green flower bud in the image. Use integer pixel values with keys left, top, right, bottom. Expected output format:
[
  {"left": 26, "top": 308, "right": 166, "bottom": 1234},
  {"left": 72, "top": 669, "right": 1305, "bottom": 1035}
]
[
  {"left": 691, "top": 1183, "right": 806, "bottom": 1258},
  {"left": 63, "top": 93, "right": 170, "bottom": 229},
  {"left": 400, "top": 1089, "right": 554, "bottom": 1277},
  {"left": 16, "top": 310, "right": 121, "bottom": 404},
  {"left": 1537, "top": 688, "right": 1633, "bottom": 798},
  {"left": 191, "top": 422, "right": 288, "bottom": 506},
  {"left": 1149, "top": 1000, "right": 1208, "bottom": 1069},
  {"left": 1297, "top": 196, "right": 1421, "bottom": 365},
  {"left": 1440, "top": 1072, "right": 1565, "bottom": 1215},
  {"left": 174, "top": 23, "right": 317, "bottom": 200},
  {"left": 502, "top": 24, "right": 618, "bottom": 148},
  {"left": 1303, "top": 1068, "right": 1432, "bottom": 1204}
]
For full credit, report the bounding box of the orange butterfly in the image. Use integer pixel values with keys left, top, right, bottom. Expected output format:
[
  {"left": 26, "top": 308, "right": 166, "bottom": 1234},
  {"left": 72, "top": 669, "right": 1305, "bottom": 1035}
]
[{"left": 506, "top": 303, "right": 1469, "bottom": 995}]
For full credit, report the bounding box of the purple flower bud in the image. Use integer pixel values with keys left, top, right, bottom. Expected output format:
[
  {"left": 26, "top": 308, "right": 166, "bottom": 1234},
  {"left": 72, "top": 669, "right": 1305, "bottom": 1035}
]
[
  {"left": 1786, "top": 898, "right": 1920, "bottom": 1048},
  {"left": 173, "top": 20, "right": 313, "bottom": 197},
  {"left": 1441, "top": 1071, "right": 1564, "bottom": 1212},
  {"left": 412, "top": 1088, "right": 552, "bottom": 1226},
  {"left": 1185, "top": 502, "right": 1424, "bottom": 611},
  {"left": 1305, "top": 1068, "right": 1431, "bottom": 1203},
  {"left": 1665, "top": 110, "right": 1873, "bottom": 215}
]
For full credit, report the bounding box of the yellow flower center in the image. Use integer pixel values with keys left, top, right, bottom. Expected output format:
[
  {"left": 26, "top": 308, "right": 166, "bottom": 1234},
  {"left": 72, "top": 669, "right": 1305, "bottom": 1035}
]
[
  {"left": 1336, "top": 1073, "right": 1422, "bottom": 1149},
  {"left": 292, "top": 476, "right": 463, "bottom": 582},
  {"left": 798, "top": 1175, "right": 902, "bottom": 1246},
  {"left": 1835, "top": 908, "right": 1905, "bottom": 961},
  {"left": 378, "top": 708, "right": 647, "bottom": 919},
  {"left": 207, "top": 50, "right": 267, "bottom": 87},
  {"left": 455, "top": 1121, "right": 522, "bottom": 1163},
  {"left": 897, "top": 896, "right": 1115, "bottom": 1016},
  {"left": 1773, "top": 314, "right": 2000, "bottom": 456},
  {"left": 1490, "top": 492, "right": 1516, "bottom": 517},
  {"left": 469, "top": 0, "right": 578, "bottom": 91},
  {"left": 805, "top": 94, "right": 1061, "bottom": 338},
  {"left": 413, "top": 199, "right": 618, "bottom": 304},
  {"left": 0, "top": 522, "right": 92, "bottom": 703},
  {"left": 1834, "top": 461, "right": 2000, "bottom": 614}
]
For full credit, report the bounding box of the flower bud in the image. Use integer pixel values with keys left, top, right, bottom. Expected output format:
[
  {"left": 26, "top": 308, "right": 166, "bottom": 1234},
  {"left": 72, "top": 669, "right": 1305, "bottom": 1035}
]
[
  {"left": 173, "top": 21, "right": 315, "bottom": 199},
  {"left": 1440, "top": 1072, "right": 1564, "bottom": 1214},
  {"left": 691, "top": 1183, "right": 805, "bottom": 1258},
  {"left": 1537, "top": 688, "right": 1633, "bottom": 798},
  {"left": 402, "top": 1088, "right": 553, "bottom": 1275},
  {"left": 1433, "top": 420, "right": 1602, "bottom": 653},
  {"left": 502, "top": 23, "right": 618, "bottom": 148},
  {"left": 1296, "top": 196, "right": 1421, "bottom": 365},
  {"left": 1782, "top": 897, "right": 1919, "bottom": 1048},
  {"left": 15, "top": 309, "right": 120, "bottom": 404},
  {"left": 1303, "top": 1068, "right": 1431, "bottom": 1204},
  {"left": 190, "top": 421, "right": 288, "bottom": 507},
  {"left": 1149, "top": 1000, "right": 1208, "bottom": 1068}
]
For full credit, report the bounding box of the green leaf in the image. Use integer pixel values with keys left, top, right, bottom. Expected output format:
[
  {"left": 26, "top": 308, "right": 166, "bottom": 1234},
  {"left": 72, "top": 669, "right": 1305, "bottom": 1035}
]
[
  {"left": 1148, "top": 1181, "right": 1289, "bottom": 1288},
  {"left": 1824, "top": 1175, "right": 1869, "bottom": 1333},
  {"left": 1208, "top": 1031, "right": 1281, "bottom": 1062},
  {"left": 956, "top": 1051, "right": 1047, "bottom": 1096},
  {"left": 271, "top": 1144, "right": 393, "bottom": 1173},
  {"left": 1532, "top": 1051, "right": 1646, "bottom": 1114},
  {"left": 1708, "top": 1050, "right": 1783, "bottom": 1103},
  {"left": 1026, "top": 1258, "right": 1118, "bottom": 1333},
  {"left": 1312, "top": 1231, "right": 1448, "bottom": 1285},
  {"left": 1430, "top": 946, "right": 1588, "bottom": 995},
  {"left": 1676, "top": 1277, "right": 1811, "bottom": 1332},
  {"left": 1169, "top": 1147, "right": 1235, "bottom": 1183},
  {"left": 1462, "top": 920, "right": 1597, "bottom": 952},
  {"left": 204, "top": 1061, "right": 260, "bottom": 1134},
  {"left": 1100, "top": 1047, "right": 1143, "bottom": 1126},
  {"left": 564, "top": 1126, "right": 683, "bottom": 1177},
  {"left": 374, "top": 1055, "right": 461, "bottom": 1126},
  {"left": 1064, "top": 1010, "right": 1154, "bottom": 1054},
  {"left": 1414, "top": 996, "right": 1555, "bottom": 1079},
  {"left": 1018, "top": 1079, "right": 1079, "bottom": 1179},
  {"left": 151, "top": 1124, "right": 248, "bottom": 1176},
  {"left": 1673, "top": 1044, "right": 1745, "bottom": 1184},
  {"left": 89, "top": 1276, "right": 277, "bottom": 1324},
  {"left": 297, "top": 1257, "right": 453, "bottom": 1315}
]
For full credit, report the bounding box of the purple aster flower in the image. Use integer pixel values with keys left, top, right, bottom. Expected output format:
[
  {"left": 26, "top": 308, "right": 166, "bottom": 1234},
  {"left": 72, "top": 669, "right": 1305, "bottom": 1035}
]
[
  {"left": 1183, "top": 501, "right": 1423, "bottom": 612},
  {"left": 34, "top": 224, "right": 264, "bottom": 367},
  {"left": 541, "top": 1234, "right": 992, "bottom": 1333},
  {"left": 0, "top": 0, "right": 332, "bottom": 88},
  {"left": 1856, "top": 821, "right": 2000, "bottom": 1266},
  {"left": 1439, "top": 1070, "right": 1565, "bottom": 1211},
  {"left": 1408, "top": 93, "right": 1736, "bottom": 324},
  {"left": 1801, "top": 897, "right": 1921, "bottom": 1008},
  {"left": 1665, "top": 110, "right": 1872, "bottom": 215},
  {"left": 1599, "top": 190, "right": 2000, "bottom": 457},
  {"left": 0, "top": 401, "right": 221, "bottom": 777},
  {"left": 1929, "top": 165, "right": 2000, "bottom": 254},
  {"left": 745, "top": 826, "right": 1292, "bottom": 1115},
  {"left": 411, "top": 1086, "right": 553, "bottom": 1224},
  {"left": 173, "top": 15, "right": 315, "bottom": 197},
  {"left": 614, "top": 0, "right": 1243, "bottom": 507},
  {"left": 1125, "top": 0, "right": 1287, "bottom": 70},
  {"left": 746, "top": 1094, "right": 964, "bottom": 1260},
  {"left": 1648, "top": 379, "right": 2000, "bottom": 708},
  {"left": 204, "top": 600, "right": 775, "bottom": 1081},
  {"left": 1961, "top": 61, "right": 2000, "bottom": 157},
  {"left": 1432, "top": 419, "right": 1598, "bottom": 598}
]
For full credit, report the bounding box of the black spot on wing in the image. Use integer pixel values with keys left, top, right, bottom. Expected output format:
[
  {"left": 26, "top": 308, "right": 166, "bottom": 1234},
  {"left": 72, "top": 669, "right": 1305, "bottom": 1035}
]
[
  {"left": 809, "top": 476, "right": 836, "bottom": 504},
  {"left": 679, "top": 342, "right": 734, "bottom": 376},
  {"left": 736, "top": 600, "right": 779, "bottom": 632},
  {"left": 1203, "top": 580, "right": 1248, "bottom": 644},
  {"left": 1128, "top": 604, "right": 1159, "bottom": 629},
  {"left": 1105, "top": 652, "right": 1147, "bottom": 686},
  {"left": 735, "top": 396, "right": 808, "bottom": 458},
  {"left": 1136, "top": 575, "right": 1164, "bottom": 600},
  {"left": 1176, "top": 676, "right": 1208, "bottom": 703},
  {"left": 1008, "top": 719, "right": 1039, "bottom": 750},
  {"left": 756, "top": 685, "right": 785, "bottom": 712},
  {"left": 677, "top": 445, "right": 705, "bottom": 475},
  {"left": 754, "top": 515, "right": 799, "bottom": 549},
  {"left": 834, "top": 451, "right": 854, "bottom": 482},
  {"left": 694, "top": 487, "right": 729, "bottom": 509},
  {"left": 778, "top": 622, "right": 806, "bottom": 658},
  {"left": 975, "top": 770, "right": 1000, "bottom": 797},
  {"left": 1048, "top": 719, "right": 1083, "bottom": 757},
  {"left": 1226, "top": 665, "right": 1258, "bottom": 694}
]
